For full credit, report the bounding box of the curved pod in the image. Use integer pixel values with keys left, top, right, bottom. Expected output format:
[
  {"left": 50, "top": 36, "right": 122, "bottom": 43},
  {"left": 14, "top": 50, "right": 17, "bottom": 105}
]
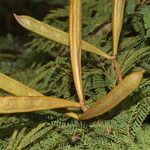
[{"left": 79, "top": 71, "right": 144, "bottom": 120}]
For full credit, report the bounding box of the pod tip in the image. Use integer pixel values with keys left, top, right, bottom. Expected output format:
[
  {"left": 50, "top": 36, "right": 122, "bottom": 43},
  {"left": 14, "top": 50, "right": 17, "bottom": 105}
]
[
  {"left": 13, "top": 13, "right": 18, "bottom": 18},
  {"left": 13, "top": 13, "right": 20, "bottom": 22}
]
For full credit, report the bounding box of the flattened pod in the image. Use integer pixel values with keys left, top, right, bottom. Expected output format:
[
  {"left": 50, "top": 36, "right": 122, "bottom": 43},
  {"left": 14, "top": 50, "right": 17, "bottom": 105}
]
[
  {"left": 14, "top": 14, "right": 111, "bottom": 60},
  {"left": 0, "top": 72, "right": 79, "bottom": 120},
  {"left": 0, "top": 96, "right": 80, "bottom": 113},
  {"left": 0, "top": 72, "right": 42, "bottom": 96},
  {"left": 79, "top": 71, "right": 144, "bottom": 120},
  {"left": 112, "top": 0, "right": 126, "bottom": 55},
  {"left": 69, "top": 0, "right": 86, "bottom": 110}
]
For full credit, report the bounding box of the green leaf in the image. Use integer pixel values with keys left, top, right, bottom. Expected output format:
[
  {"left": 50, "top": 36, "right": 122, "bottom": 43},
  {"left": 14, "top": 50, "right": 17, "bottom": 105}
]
[{"left": 140, "top": 5, "right": 150, "bottom": 37}]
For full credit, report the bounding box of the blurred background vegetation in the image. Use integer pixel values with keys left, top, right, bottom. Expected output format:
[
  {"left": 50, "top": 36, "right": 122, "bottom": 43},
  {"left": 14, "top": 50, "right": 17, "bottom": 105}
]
[
  {"left": 0, "top": 0, "right": 67, "bottom": 36},
  {"left": 0, "top": 0, "right": 68, "bottom": 59}
]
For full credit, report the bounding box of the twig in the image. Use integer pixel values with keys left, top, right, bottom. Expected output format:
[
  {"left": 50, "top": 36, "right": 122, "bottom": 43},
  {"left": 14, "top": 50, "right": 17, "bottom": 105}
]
[{"left": 111, "top": 55, "right": 123, "bottom": 83}]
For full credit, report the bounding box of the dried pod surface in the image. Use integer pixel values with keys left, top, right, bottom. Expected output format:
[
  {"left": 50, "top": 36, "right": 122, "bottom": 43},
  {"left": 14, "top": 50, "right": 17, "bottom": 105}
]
[
  {"left": 14, "top": 14, "right": 111, "bottom": 59},
  {"left": 0, "top": 96, "right": 80, "bottom": 113},
  {"left": 112, "top": 0, "right": 126, "bottom": 55},
  {"left": 69, "top": 0, "right": 86, "bottom": 110},
  {"left": 79, "top": 71, "right": 144, "bottom": 120},
  {"left": 0, "top": 72, "right": 79, "bottom": 119},
  {"left": 0, "top": 72, "right": 41, "bottom": 96}
]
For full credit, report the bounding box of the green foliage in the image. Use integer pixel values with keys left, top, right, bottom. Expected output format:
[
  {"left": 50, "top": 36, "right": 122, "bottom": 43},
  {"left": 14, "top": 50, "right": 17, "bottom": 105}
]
[
  {"left": 0, "top": 34, "right": 14, "bottom": 50},
  {"left": 0, "top": 34, "right": 18, "bottom": 80},
  {"left": 0, "top": 0, "right": 150, "bottom": 149},
  {"left": 125, "top": 0, "right": 137, "bottom": 15},
  {"left": 7, "top": 122, "right": 53, "bottom": 150},
  {"left": 140, "top": 5, "right": 150, "bottom": 37}
]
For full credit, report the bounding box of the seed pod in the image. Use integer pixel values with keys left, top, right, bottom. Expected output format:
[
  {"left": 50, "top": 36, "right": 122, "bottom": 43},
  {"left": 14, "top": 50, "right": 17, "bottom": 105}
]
[
  {"left": 112, "top": 0, "right": 126, "bottom": 56},
  {"left": 79, "top": 71, "right": 144, "bottom": 120},
  {"left": 14, "top": 14, "right": 111, "bottom": 60},
  {"left": 0, "top": 72, "right": 42, "bottom": 96},
  {"left": 0, "top": 96, "right": 80, "bottom": 113},
  {"left": 0, "top": 72, "right": 79, "bottom": 120},
  {"left": 69, "top": 0, "right": 86, "bottom": 111}
]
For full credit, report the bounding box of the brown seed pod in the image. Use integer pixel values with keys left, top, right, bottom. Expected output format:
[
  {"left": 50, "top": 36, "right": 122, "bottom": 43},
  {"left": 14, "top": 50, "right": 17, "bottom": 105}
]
[
  {"left": 0, "top": 96, "right": 80, "bottom": 114},
  {"left": 0, "top": 72, "right": 42, "bottom": 96},
  {"left": 69, "top": 0, "right": 87, "bottom": 111},
  {"left": 0, "top": 72, "right": 80, "bottom": 120},
  {"left": 112, "top": 0, "right": 126, "bottom": 55},
  {"left": 79, "top": 71, "right": 144, "bottom": 120},
  {"left": 14, "top": 14, "right": 111, "bottom": 60}
]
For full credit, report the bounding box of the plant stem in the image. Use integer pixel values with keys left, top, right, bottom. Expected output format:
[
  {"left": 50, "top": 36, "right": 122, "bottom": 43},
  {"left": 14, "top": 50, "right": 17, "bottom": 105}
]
[{"left": 111, "top": 55, "right": 123, "bottom": 83}]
